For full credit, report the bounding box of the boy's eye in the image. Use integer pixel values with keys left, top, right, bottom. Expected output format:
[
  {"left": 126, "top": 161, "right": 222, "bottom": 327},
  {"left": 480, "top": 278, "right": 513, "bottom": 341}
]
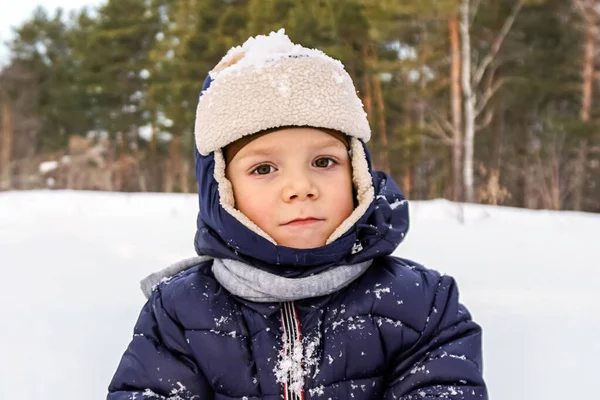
[
  {"left": 252, "top": 164, "right": 275, "bottom": 175},
  {"left": 313, "top": 157, "right": 336, "bottom": 168}
]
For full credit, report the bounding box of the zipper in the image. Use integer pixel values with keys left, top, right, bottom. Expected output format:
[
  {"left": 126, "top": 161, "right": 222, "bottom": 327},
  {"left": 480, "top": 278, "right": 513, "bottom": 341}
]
[{"left": 280, "top": 301, "right": 304, "bottom": 400}]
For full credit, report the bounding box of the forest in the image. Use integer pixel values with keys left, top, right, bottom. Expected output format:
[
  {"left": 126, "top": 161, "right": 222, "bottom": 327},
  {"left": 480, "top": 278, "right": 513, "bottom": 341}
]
[{"left": 1, "top": 0, "right": 599, "bottom": 212}]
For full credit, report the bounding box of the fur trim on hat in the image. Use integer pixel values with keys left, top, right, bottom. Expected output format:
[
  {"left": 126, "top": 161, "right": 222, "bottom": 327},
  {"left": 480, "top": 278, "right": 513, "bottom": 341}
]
[
  {"left": 213, "top": 148, "right": 277, "bottom": 244},
  {"left": 194, "top": 29, "right": 371, "bottom": 156},
  {"left": 326, "top": 137, "right": 374, "bottom": 244}
]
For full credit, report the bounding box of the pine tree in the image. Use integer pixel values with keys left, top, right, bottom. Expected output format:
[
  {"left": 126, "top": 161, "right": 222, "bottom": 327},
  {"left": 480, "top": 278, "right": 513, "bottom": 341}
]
[{"left": 9, "top": 7, "right": 90, "bottom": 152}]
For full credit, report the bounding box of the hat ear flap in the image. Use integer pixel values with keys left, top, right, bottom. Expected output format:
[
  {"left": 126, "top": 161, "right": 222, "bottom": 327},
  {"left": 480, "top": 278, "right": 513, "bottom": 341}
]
[{"left": 325, "top": 137, "right": 374, "bottom": 244}]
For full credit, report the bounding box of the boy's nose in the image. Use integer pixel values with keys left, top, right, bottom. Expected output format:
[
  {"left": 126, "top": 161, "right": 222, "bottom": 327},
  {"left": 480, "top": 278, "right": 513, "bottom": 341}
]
[{"left": 282, "top": 172, "right": 319, "bottom": 202}]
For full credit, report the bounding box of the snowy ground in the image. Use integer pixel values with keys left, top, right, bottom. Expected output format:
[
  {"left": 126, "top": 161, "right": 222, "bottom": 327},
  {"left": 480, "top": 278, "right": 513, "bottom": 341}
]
[{"left": 1, "top": 190, "right": 598, "bottom": 399}]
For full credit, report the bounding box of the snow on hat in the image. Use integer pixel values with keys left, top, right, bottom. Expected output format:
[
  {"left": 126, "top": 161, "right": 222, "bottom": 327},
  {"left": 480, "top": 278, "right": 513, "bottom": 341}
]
[{"left": 193, "top": 29, "right": 371, "bottom": 156}]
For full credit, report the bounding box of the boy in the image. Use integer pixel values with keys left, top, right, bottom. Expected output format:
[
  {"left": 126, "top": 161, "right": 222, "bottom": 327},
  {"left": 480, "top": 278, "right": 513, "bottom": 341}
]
[{"left": 108, "top": 30, "right": 487, "bottom": 400}]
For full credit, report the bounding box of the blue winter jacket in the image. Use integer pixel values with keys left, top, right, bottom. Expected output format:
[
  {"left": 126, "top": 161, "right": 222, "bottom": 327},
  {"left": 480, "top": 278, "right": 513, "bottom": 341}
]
[{"left": 107, "top": 84, "right": 487, "bottom": 400}]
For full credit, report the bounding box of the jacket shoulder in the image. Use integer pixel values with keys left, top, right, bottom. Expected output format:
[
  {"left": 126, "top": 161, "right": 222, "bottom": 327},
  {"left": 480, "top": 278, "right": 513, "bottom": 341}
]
[
  {"left": 358, "top": 255, "right": 445, "bottom": 296},
  {"left": 152, "top": 258, "right": 215, "bottom": 298},
  {"left": 151, "top": 259, "right": 246, "bottom": 335},
  {"left": 346, "top": 256, "right": 451, "bottom": 332}
]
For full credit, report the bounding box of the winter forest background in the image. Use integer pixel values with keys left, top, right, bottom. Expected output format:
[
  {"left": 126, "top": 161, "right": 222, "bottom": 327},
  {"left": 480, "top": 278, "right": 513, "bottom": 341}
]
[{"left": 1, "top": 0, "right": 599, "bottom": 212}]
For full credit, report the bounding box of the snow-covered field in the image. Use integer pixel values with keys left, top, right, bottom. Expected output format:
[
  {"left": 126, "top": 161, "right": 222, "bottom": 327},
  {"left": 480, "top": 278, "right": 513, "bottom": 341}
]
[{"left": 1, "top": 190, "right": 598, "bottom": 399}]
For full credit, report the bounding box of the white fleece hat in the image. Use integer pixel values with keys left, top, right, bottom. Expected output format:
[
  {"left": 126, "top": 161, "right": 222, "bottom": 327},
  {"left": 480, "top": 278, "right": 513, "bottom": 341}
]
[
  {"left": 194, "top": 29, "right": 371, "bottom": 155},
  {"left": 194, "top": 29, "right": 375, "bottom": 246}
]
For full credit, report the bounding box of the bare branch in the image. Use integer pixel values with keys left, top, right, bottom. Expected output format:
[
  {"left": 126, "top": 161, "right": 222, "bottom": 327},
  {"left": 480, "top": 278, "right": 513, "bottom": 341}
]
[
  {"left": 573, "top": 0, "right": 587, "bottom": 16},
  {"left": 471, "top": 0, "right": 482, "bottom": 26},
  {"left": 475, "top": 109, "right": 494, "bottom": 132},
  {"left": 473, "top": 0, "right": 524, "bottom": 86},
  {"left": 573, "top": 0, "right": 597, "bottom": 25},
  {"left": 475, "top": 77, "right": 508, "bottom": 117},
  {"left": 487, "top": 57, "right": 499, "bottom": 85},
  {"left": 426, "top": 105, "right": 460, "bottom": 138},
  {"left": 425, "top": 121, "right": 455, "bottom": 145},
  {"left": 480, "top": 59, "right": 499, "bottom": 108},
  {"left": 422, "top": 105, "right": 457, "bottom": 145}
]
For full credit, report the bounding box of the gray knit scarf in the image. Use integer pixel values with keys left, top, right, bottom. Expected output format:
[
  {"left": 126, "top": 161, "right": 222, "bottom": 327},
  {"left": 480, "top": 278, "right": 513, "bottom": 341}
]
[
  {"left": 140, "top": 256, "right": 372, "bottom": 302},
  {"left": 212, "top": 258, "right": 372, "bottom": 303}
]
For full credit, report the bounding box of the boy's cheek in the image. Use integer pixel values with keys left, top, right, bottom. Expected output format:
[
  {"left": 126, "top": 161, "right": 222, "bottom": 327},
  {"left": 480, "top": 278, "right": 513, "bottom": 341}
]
[
  {"left": 331, "top": 187, "right": 355, "bottom": 218},
  {"left": 240, "top": 200, "right": 272, "bottom": 225}
]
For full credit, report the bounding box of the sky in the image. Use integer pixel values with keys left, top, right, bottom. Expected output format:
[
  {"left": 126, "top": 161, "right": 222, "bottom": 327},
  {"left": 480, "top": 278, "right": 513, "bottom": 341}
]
[{"left": 0, "top": 0, "right": 105, "bottom": 66}]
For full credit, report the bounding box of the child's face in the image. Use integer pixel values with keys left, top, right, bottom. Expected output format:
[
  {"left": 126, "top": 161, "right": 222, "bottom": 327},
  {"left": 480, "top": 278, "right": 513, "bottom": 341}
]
[{"left": 226, "top": 127, "right": 354, "bottom": 249}]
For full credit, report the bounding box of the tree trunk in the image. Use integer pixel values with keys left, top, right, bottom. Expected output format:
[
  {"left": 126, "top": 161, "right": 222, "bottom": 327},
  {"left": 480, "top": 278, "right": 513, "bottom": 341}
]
[
  {"left": 550, "top": 156, "right": 561, "bottom": 210},
  {"left": 574, "top": 1, "right": 596, "bottom": 210},
  {"left": 449, "top": 9, "right": 463, "bottom": 202},
  {"left": 580, "top": 2, "right": 595, "bottom": 122},
  {"left": 524, "top": 129, "right": 538, "bottom": 209},
  {"left": 523, "top": 165, "right": 537, "bottom": 208},
  {"left": 372, "top": 68, "right": 391, "bottom": 174},
  {"left": 0, "top": 98, "right": 14, "bottom": 190},
  {"left": 180, "top": 160, "right": 190, "bottom": 193},
  {"left": 460, "top": 0, "right": 476, "bottom": 203},
  {"left": 362, "top": 42, "right": 390, "bottom": 174},
  {"left": 164, "top": 136, "right": 181, "bottom": 193},
  {"left": 402, "top": 74, "right": 414, "bottom": 199},
  {"left": 360, "top": 46, "right": 374, "bottom": 118},
  {"left": 573, "top": 139, "right": 589, "bottom": 209},
  {"left": 492, "top": 106, "right": 506, "bottom": 170},
  {"left": 149, "top": 124, "right": 160, "bottom": 192},
  {"left": 460, "top": 0, "right": 522, "bottom": 203}
]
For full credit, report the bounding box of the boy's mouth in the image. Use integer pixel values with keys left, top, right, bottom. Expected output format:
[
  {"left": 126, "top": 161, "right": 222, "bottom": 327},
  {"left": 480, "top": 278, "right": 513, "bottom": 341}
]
[{"left": 282, "top": 217, "right": 325, "bottom": 226}]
